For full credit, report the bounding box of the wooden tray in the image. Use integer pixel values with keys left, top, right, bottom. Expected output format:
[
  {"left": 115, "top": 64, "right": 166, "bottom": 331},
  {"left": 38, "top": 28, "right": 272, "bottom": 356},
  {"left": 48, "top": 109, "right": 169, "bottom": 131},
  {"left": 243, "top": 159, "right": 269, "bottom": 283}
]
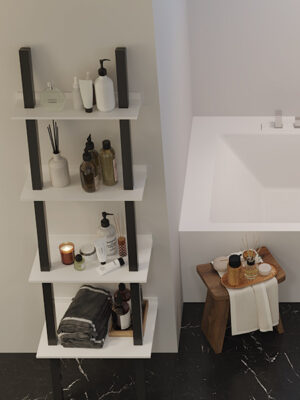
[
  {"left": 109, "top": 300, "right": 149, "bottom": 337},
  {"left": 221, "top": 264, "right": 277, "bottom": 289}
]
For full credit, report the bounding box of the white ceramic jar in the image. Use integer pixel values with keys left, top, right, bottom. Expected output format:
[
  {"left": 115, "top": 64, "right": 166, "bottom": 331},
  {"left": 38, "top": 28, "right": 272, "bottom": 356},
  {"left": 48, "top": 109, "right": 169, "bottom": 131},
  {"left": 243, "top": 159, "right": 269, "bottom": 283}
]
[{"left": 48, "top": 152, "right": 70, "bottom": 187}]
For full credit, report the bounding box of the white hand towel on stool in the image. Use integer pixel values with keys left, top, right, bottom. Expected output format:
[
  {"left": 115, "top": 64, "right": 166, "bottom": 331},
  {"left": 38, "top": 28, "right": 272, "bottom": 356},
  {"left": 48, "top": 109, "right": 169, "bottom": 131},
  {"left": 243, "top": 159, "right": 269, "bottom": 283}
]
[
  {"left": 227, "top": 285, "right": 258, "bottom": 335},
  {"left": 253, "top": 278, "right": 279, "bottom": 332},
  {"left": 218, "top": 270, "right": 279, "bottom": 335}
]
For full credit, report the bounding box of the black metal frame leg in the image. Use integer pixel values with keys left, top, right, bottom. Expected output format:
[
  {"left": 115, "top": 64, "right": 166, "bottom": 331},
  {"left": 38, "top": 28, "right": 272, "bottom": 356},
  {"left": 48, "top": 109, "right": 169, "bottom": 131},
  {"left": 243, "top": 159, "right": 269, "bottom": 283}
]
[
  {"left": 50, "top": 359, "right": 64, "bottom": 400},
  {"left": 130, "top": 284, "right": 143, "bottom": 345}
]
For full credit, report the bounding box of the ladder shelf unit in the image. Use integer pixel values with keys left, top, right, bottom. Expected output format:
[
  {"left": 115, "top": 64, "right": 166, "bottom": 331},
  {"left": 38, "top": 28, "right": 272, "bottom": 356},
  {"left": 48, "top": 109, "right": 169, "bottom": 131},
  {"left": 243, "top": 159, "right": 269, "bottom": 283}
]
[{"left": 17, "top": 46, "right": 157, "bottom": 400}]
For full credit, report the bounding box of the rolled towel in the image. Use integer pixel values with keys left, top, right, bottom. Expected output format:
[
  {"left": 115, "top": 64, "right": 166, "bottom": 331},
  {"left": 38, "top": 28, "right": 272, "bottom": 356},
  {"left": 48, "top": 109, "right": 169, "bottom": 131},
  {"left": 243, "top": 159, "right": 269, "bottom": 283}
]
[{"left": 58, "top": 285, "right": 112, "bottom": 348}]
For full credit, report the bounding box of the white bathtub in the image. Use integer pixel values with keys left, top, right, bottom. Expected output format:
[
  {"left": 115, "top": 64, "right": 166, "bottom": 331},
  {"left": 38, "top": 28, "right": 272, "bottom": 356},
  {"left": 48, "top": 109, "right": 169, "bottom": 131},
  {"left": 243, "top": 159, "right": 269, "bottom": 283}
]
[{"left": 180, "top": 116, "right": 300, "bottom": 231}]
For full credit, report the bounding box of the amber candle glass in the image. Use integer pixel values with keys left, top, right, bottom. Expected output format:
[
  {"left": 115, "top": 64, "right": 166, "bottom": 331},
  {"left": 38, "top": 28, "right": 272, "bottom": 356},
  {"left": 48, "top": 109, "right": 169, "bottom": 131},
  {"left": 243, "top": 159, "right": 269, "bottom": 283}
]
[{"left": 59, "top": 242, "right": 75, "bottom": 265}]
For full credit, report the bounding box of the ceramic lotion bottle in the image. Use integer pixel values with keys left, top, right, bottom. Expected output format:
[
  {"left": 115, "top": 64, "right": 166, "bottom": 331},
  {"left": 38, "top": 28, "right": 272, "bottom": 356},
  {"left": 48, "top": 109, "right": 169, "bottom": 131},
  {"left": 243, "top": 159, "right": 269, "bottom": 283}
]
[
  {"left": 97, "top": 212, "right": 117, "bottom": 257},
  {"left": 95, "top": 59, "right": 115, "bottom": 112}
]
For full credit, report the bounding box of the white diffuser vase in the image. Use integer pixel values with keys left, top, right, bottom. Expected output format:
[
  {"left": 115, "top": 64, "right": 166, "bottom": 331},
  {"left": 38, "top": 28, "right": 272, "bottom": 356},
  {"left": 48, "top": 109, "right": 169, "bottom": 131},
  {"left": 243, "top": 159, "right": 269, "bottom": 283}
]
[{"left": 48, "top": 152, "right": 70, "bottom": 187}]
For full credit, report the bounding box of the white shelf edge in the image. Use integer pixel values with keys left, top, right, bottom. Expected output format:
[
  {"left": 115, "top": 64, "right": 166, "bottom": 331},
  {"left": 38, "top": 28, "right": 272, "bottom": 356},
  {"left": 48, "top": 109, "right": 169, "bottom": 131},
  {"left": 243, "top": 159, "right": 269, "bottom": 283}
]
[
  {"left": 29, "top": 234, "right": 153, "bottom": 284},
  {"left": 36, "top": 297, "right": 158, "bottom": 359},
  {"left": 21, "top": 165, "right": 147, "bottom": 202},
  {"left": 12, "top": 92, "right": 141, "bottom": 121}
]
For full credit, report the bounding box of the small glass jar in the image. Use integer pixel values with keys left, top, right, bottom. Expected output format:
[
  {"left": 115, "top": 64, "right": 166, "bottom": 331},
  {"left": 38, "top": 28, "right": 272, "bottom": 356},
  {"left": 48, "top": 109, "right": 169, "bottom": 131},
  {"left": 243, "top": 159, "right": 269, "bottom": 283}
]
[
  {"left": 80, "top": 243, "right": 97, "bottom": 265},
  {"left": 245, "top": 259, "right": 258, "bottom": 280},
  {"left": 74, "top": 254, "right": 85, "bottom": 271}
]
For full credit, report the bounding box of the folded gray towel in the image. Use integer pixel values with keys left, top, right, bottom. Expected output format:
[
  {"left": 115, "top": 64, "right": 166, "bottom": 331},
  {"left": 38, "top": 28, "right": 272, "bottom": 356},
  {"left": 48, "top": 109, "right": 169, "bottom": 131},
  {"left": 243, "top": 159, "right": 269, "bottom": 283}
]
[{"left": 57, "top": 285, "right": 112, "bottom": 348}]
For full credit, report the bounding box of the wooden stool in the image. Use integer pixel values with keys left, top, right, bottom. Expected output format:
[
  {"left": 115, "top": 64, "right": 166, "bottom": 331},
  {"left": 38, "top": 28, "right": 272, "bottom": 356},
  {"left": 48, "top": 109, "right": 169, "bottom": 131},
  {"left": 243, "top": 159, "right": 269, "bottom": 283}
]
[{"left": 196, "top": 247, "right": 286, "bottom": 354}]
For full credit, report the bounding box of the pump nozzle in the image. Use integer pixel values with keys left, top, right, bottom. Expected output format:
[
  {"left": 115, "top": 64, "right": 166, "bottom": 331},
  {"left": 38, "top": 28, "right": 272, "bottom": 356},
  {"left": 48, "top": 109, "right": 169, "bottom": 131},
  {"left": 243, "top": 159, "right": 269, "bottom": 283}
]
[
  {"left": 98, "top": 59, "right": 111, "bottom": 76},
  {"left": 101, "top": 211, "right": 114, "bottom": 227},
  {"left": 85, "top": 134, "right": 95, "bottom": 150},
  {"left": 102, "top": 211, "right": 113, "bottom": 218}
]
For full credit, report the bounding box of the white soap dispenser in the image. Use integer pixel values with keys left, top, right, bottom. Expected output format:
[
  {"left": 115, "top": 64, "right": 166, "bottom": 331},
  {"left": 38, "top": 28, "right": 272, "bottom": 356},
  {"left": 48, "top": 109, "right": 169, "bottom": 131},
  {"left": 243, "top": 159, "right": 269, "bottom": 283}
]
[
  {"left": 97, "top": 212, "right": 117, "bottom": 257},
  {"left": 95, "top": 59, "right": 116, "bottom": 112}
]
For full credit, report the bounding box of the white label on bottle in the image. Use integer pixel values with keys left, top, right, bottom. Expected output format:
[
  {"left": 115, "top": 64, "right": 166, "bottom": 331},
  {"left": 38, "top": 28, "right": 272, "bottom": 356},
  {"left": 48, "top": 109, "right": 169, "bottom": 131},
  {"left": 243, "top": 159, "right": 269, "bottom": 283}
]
[
  {"left": 113, "top": 159, "right": 118, "bottom": 183},
  {"left": 120, "top": 310, "right": 131, "bottom": 330},
  {"left": 107, "top": 237, "right": 117, "bottom": 256}
]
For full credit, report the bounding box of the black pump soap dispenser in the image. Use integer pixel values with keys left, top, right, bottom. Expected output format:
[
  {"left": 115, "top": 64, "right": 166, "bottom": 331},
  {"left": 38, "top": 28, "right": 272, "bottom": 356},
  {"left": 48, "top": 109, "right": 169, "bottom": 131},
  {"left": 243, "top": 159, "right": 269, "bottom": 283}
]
[
  {"left": 80, "top": 150, "right": 98, "bottom": 193},
  {"left": 94, "top": 59, "right": 116, "bottom": 112},
  {"left": 97, "top": 212, "right": 117, "bottom": 256}
]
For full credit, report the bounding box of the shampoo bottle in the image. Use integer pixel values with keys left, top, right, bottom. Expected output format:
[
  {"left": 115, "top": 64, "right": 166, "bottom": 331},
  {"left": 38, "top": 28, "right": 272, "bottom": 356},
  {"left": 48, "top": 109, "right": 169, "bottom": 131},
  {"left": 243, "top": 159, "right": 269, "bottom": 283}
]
[
  {"left": 114, "top": 283, "right": 131, "bottom": 311},
  {"left": 97, "top": 212, "right": 117, "bottom": 257},
  {"left": 85, "top": 134, "right": 101, "bottom": 184},
  {"left": 99, "top": 140, "right": 118, "bottom": 186},
  {"left": 112, "top": 292, "right": 131, "bottom": 330},
  {"left": 80, "top": 150, "right": 98, "bottom": 193},
  {"left": 95, "top": 59, "right": 115, "bottom": 112}
]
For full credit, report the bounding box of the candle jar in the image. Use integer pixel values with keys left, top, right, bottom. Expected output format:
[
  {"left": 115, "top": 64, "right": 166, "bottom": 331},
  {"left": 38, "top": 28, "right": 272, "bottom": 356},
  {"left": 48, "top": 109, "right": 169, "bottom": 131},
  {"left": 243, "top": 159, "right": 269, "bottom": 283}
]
[
  {"left": 59, "top": 242, "right": 75, "bottom": 265},
  {"left": 245, "top": 258, "right": 258, "bottom": 280}
]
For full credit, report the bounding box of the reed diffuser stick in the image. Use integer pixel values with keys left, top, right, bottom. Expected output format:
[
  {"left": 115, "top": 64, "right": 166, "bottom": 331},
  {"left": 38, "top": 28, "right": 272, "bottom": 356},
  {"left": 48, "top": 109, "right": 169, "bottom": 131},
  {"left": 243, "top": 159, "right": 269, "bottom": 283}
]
[
  {"left": 47, "top": 125, "right": 55, "bottom": 153},
  {"left": 47, "top": 120, "right": 60, "bottom": 154}
]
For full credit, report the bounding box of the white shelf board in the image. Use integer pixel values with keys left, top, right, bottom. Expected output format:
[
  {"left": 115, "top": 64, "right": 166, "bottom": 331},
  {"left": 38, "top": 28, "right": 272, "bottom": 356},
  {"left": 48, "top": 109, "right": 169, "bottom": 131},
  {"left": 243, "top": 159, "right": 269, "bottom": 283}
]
[
  {"left": 12, "top": 92, "right": 141, "bottom": 120},
  {"left": 36, "top": 296, "right": 158, "bottom": 359},
  {"left": 29, "top": 234, "right": 152, "bottom": 284},
  {"left": 21, "top": 165, "right": 147, "bottom": 202}
]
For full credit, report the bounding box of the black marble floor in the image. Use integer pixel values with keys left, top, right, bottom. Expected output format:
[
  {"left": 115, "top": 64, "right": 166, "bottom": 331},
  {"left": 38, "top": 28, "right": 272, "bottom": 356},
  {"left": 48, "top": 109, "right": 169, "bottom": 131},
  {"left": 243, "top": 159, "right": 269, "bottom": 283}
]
[{"left": 1, "top": 303, "right": 300, "bottom": 400}]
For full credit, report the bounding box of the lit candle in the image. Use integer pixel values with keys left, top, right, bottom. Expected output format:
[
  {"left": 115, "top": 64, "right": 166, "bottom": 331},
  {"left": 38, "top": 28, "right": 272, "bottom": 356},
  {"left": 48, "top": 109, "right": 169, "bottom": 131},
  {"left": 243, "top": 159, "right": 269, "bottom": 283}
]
[{"left": 59, "top": 242, "right": 75, "bottom": 265}]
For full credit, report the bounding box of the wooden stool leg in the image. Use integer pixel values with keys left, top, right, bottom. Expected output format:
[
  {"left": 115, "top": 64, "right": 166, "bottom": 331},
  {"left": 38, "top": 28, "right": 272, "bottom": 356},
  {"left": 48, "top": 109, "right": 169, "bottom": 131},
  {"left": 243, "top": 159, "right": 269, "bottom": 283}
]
[
  {"left": 276, "top": 314, "right": 284, "bottom": 334},
  {"left": 201, "top": 291, "right": 229, "bottom": 354}
]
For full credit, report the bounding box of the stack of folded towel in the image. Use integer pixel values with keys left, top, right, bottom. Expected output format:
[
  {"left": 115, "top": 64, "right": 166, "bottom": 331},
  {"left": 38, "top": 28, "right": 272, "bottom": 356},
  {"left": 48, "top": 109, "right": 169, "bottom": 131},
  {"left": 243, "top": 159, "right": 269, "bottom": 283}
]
[{"left": 58, "top": 285, "right": 112, "bottom": 348}]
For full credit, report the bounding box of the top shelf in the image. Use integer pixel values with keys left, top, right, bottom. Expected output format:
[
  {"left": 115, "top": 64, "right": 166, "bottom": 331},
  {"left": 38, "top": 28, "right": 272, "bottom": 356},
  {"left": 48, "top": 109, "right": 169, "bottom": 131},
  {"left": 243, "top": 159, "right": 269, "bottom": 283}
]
[{"left": 12, "top": 92, "right": 141, "bottom": 121}]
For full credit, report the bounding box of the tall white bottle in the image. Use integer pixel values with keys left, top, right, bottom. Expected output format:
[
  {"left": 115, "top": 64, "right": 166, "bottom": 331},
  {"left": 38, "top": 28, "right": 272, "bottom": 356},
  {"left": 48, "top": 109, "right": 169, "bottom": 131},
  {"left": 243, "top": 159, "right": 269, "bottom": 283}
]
[{"left": 94, "top": 59, "right": 115, "bottom": 112}]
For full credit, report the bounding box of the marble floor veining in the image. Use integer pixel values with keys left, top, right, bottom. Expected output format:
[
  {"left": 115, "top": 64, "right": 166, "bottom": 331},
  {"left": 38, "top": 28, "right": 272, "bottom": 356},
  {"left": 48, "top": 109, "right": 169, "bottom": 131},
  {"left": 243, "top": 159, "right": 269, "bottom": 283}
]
[{"left": 1, "top": 303, "right": 300, "bottom": 400}]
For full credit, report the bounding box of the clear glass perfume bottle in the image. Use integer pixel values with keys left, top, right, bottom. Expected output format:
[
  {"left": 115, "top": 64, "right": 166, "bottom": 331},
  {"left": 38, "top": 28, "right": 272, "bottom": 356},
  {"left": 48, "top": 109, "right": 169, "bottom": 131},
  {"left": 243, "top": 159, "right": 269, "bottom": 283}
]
[{"left": 40, "top": 82, "right": 65, "bottom": 110}]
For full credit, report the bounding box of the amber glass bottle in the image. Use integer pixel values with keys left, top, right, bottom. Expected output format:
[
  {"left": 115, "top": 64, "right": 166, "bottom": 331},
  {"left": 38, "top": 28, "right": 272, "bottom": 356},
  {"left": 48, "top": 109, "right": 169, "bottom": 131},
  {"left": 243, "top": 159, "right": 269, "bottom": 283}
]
[
  {"left": 85, "top": 134, "right": 101, "bottom": 184},
  {"left": 99, "top": 140, "right": 118, "bottom": 186},
  {"left": 80, "top": 150, "right": 98, "bottom": 193}
]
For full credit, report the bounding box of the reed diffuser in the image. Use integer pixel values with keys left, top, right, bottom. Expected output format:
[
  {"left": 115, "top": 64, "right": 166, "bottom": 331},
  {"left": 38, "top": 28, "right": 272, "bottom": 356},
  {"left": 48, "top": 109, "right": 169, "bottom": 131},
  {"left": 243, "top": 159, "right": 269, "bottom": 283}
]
[
  {"left": 114, "top": 213, "right": 127, "bottom": 257},
  {"left": 47, "top": 120, "right": 70, "bottom": 188}
]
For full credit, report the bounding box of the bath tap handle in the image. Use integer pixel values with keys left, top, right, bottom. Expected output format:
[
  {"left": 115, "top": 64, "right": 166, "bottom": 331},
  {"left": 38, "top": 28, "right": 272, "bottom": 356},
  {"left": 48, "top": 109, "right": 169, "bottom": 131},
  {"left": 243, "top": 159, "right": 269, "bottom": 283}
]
[
  {"left": 294, "top": 116, "right": 300, "bottom": 128},
  {"left": 274, "top": 110, "right": 283, "bottom": 128}
]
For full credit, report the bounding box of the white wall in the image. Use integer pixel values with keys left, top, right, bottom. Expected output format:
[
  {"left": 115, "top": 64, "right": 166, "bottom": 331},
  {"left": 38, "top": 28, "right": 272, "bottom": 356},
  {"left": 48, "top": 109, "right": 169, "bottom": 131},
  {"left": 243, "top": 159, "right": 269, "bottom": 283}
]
[
  {"left": 0, "top": 0, "right": 179, "bottom": 352},
  {"left": 152, "top": 0, "right": 193, "bottom": 337},
  {"left": 188, "top": 0, "right": 300, "bottom": 116}
]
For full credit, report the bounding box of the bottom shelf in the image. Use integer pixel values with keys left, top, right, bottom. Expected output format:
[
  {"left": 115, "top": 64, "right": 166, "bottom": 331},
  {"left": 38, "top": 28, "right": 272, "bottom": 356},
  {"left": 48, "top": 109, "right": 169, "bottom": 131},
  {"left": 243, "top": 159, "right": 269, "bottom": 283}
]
[{"left": 37, "top": 297, "right": 158, "bottom": 359}]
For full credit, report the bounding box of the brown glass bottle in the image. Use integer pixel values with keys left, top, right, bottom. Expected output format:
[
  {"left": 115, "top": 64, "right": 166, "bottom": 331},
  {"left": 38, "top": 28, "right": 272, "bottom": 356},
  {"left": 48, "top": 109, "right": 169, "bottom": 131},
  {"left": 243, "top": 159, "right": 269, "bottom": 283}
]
[
  {"left": 80, "top": 151, "right": 98, "bottom": 193},
  {"left": 85, "top": 134, "right": 101, "bottom": 184},
  {"left": 99, "top": 139, "right": 118, "bottom": 186}
]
